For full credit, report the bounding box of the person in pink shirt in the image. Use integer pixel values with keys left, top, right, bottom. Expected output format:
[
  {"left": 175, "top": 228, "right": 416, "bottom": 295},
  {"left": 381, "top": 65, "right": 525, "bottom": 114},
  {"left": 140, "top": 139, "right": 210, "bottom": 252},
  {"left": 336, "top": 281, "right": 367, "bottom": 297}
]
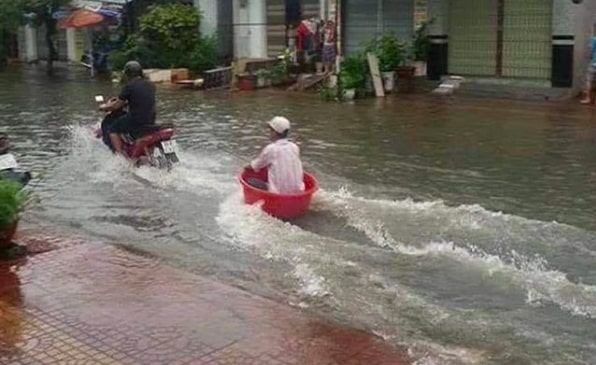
[{"left": 245, "top": 117, "right": 305, "bottom": 194}]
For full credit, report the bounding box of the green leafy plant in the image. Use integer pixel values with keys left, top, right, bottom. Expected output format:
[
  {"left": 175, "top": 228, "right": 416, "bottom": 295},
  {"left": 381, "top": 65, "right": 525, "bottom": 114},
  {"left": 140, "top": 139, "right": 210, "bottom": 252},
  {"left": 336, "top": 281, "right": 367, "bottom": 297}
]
[
  {"left": 339, "top": 53, "right": 367, "bottom": 91},
  {"left": 140, "top": 3, "right": 201, "bottom": 53},
  {"left": 412, "top": 19, "right": 434, "bottom": 62},
  {"left": 366, "top": 34, "right": 407, "bottom": 71},
  {"left": 270, "top": 52, "right": 291, "bottom": 86},
  {"left": 111, "top": 3, "right": 218, "bottom": 73},
  {"left": 188, "top": 35, "right": 218, "bottom": 74},
  {"left": 0, "top": 0, "right": 24, "bottom": 69},
  {"left": 316, "top": 84, "right": 339, "bottom": 101},
  {"left": 0, "top": 180, "right": 29, "bottom": 229}
]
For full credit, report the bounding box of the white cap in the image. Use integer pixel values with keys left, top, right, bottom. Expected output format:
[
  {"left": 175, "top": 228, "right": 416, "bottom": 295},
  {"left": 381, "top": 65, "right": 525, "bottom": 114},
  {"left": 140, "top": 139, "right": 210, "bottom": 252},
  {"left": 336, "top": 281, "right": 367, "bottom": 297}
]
[{"left": 268, "top": 116, "right": 291, "bottom": 134}]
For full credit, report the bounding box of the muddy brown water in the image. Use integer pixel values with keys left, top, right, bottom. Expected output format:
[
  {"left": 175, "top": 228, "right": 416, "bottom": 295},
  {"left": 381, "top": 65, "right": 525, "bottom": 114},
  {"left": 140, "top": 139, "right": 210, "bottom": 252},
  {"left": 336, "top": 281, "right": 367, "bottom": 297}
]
[{"left": 1, "top": 66, "right": 596, "bottom": 365}]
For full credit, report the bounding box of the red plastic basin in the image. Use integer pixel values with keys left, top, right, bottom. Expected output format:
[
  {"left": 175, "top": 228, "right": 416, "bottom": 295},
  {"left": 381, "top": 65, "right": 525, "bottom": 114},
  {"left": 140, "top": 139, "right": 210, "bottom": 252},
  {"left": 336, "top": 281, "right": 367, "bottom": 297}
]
[{"left": 239, "top": 168, "right": 318, "bottom": 219}]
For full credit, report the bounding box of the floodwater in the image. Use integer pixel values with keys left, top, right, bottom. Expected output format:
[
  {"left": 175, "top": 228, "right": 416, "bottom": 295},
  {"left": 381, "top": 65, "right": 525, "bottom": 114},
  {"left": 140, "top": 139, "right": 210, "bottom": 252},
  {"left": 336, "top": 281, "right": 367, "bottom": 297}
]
[{"left": 2, "top": 66, "right": 596, "bottom": 365}]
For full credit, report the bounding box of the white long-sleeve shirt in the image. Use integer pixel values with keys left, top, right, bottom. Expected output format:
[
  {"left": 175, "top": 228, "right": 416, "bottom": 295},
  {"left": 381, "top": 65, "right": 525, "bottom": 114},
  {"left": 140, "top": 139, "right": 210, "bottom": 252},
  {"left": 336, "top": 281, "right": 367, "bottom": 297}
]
[{"left": 250, "top": 139, "right": 305, "bottom": 194}]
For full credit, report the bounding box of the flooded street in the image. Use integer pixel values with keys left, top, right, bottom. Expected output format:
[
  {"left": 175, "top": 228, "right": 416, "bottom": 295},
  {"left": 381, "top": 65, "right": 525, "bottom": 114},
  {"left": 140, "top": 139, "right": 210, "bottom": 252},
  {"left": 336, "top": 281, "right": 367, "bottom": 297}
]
[{"left": 2, "top": 67, "right": 596, "bottom": 365}]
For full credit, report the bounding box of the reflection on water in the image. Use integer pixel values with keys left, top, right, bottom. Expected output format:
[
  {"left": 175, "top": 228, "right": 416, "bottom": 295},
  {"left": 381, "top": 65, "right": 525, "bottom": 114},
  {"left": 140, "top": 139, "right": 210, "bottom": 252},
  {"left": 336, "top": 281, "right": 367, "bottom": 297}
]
[
  {"left": 0, "top": 260, "right": 25, "bottom": 354},
  {"left": 1, "top": 65, "right": 596, "bottom": 365}
]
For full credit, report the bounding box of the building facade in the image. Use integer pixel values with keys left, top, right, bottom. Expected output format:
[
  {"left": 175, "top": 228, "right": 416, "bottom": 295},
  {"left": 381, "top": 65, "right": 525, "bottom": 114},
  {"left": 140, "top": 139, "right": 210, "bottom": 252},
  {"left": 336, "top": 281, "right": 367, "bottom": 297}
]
[
  {"left": 341, "top": 0, "right": 414, "bottom": 56},
  {"left": 426, "top": 0, "right": 596, "bottom": 92},
  {"left": 193, "top": 0, "right": 234, "bottom": 62}
]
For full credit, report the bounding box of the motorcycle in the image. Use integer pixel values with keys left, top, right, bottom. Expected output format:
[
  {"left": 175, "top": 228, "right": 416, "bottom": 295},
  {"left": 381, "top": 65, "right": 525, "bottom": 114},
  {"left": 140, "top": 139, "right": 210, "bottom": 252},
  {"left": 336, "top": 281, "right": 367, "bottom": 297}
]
[
  {"left": 0, "top": 133, "right": 32, "bottom": 187},
  {"left": 94, "top": 96, "right": 180, "bottom": 170}
]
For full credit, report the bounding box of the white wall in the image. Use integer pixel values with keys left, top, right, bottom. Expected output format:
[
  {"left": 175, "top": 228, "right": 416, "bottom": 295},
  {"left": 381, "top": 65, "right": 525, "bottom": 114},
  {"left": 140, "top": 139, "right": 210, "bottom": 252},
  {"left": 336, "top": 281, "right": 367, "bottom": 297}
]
[
  {"left": 194, "top": 0, "right": 218, "bottom": 36},
  {"left": 23, "top": 25, "right": 38, "bottom": 62},
  {"left": 233, "top": 0, "right": 267, "bottom": 59},
  {"left": 66, "top": 28, "right": 77, "bottom": 62}
]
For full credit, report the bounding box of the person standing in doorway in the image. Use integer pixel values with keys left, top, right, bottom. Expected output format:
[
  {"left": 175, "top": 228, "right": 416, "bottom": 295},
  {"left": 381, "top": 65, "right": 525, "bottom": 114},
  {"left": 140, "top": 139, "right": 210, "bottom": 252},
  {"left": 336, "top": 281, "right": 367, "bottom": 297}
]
[
  {"left": 322, "top": 20, "right": 337, "bottom": 74},
  {"left": 581, "top": 25, "right": 596, "bottom": 104}
]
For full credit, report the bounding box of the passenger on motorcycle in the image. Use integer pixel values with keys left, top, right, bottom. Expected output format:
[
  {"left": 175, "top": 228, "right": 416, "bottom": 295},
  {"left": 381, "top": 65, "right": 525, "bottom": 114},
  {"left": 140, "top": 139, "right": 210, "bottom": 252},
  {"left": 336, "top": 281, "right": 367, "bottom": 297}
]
[{"left": 99, "top": 61, "right": 156, "bottom": 156}]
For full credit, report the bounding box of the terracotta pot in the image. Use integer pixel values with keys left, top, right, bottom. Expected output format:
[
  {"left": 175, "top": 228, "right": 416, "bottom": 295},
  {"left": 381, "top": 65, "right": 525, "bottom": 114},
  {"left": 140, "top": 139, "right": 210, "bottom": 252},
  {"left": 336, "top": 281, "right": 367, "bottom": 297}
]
[
  {"left": 0, "top": 219, "right": 18, "bottom": 249},
  {"left": 396, "top": 66, "right": 416, "bottom": 79},
  {"left": 396, "top": 66, "right": 416, "bottom": 93},
  {"left": 238, "top": 75, "right": 257, "bottom": 91}
]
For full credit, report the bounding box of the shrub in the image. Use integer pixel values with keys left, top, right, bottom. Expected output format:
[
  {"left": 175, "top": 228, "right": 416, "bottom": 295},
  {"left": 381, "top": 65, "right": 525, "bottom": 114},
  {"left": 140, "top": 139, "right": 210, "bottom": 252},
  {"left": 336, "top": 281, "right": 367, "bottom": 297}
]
[
  {"left": 339, "top": 53, "right": 368, "bottom": 91},
  {"left": 110, "top": 3, "right": 218, "bottom": 72},
  {"left": 0, "top": 180, "right": 28, "bottom": 229},
  {"left": 188, "top": 35, "right": 218, "bottom": 74},
  {"left": 366, "top": 34, "right": 407, "bottom": 72}
]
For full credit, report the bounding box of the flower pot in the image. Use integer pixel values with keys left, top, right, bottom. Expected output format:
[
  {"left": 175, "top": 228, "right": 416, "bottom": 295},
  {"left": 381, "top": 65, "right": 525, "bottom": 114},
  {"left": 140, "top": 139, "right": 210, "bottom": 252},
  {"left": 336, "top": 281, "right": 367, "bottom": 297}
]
[
  {"left": 328, "top": 75, "right": 338, "bottom": 88},
  {"left": 238, "top": 75, "right": 257, "bottom": 91},
  {"left": 414, "top": 61, "right": 427, "bottom": 77},
  {"left": 0, "top": 219, "right": 18, "bottom": 249},
  {"left": 396, "top": 66, "right": 416, "bottom": 93},
  {"left": 343, "top": 89, "right": 356, "bottom": 101},
  {"left": 382, "top": 71, "right": 395, "bottom": 92},
  {"left": 316, "top": 62, "right": 323, "bottom": 74},
  {"left": 257, "top": 76, "right": 266, "bottom": 88},
  {"left": 396, "top": 66, "right": 416, "bottom": 79}
]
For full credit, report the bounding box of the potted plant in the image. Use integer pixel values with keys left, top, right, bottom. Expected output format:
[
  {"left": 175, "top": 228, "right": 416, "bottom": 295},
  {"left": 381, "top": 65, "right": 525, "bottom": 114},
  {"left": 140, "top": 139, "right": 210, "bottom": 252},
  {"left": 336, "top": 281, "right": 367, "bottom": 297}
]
[
  {"left": 367, "top": 35, "right": 406, "bottom": 92},
  {"left": 271, "top": 58, "right": 293, "bottom": 87},
  {"left": 0, "top": 180, "right": 29, "bottom": 250},
  {"left": 395, "top": 41, "right": 417, "bottom": 93},
  {"left": 338, "top": 53, "right": 368, "bottom": 100},
  {"left": 411, "top": 19, "right": 434, "bottom": 76},
  {"left": 254, "top": 69, "right": 272, "bottom": 88},
  {"left": 396, "top": 55, "right": 416, "bottom": 93}
]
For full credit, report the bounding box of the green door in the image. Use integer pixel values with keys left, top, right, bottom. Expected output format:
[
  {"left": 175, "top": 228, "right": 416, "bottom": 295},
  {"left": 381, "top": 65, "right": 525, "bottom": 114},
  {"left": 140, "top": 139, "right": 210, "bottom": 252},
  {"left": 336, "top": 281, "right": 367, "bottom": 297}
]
[
  {"left": 448, "top": 0, "right": 552, "bottom": 79},
  {"left": 502, "top": 0, "right": 552, "bottom": 79},
  {"left": 448, "top": 0, "right": 497, "bottom": 76}
]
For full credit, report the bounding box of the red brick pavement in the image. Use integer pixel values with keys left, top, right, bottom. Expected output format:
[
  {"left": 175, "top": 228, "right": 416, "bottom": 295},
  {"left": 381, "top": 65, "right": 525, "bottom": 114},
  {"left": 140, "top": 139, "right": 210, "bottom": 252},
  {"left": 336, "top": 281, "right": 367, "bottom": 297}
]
[{"left": 0, "top": 232, "right": 411, "bottom": 365}]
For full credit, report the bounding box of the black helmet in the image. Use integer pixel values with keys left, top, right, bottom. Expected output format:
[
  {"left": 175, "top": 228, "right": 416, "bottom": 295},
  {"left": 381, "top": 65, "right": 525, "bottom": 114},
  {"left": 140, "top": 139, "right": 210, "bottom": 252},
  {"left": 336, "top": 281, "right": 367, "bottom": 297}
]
[{"left": 123, "top": 60, "right": 143, "bottom": 78}]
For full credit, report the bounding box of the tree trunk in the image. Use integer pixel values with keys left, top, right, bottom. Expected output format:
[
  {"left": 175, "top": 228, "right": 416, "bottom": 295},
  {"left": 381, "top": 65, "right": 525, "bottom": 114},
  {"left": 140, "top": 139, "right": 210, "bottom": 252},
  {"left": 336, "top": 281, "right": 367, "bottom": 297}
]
[
  {"left": 0, "top": 30, "right": 8, "bottom": 70},
  {"left": 44, "top": 17, "right": 57, "bottom": 75}
]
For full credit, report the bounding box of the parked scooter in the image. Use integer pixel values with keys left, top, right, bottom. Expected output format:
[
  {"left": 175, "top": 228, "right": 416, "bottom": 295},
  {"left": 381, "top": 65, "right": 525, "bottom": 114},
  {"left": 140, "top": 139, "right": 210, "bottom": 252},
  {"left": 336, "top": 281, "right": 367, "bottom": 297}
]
[{"left": 0, "top": 133, "right": 32, "bottom": 187}]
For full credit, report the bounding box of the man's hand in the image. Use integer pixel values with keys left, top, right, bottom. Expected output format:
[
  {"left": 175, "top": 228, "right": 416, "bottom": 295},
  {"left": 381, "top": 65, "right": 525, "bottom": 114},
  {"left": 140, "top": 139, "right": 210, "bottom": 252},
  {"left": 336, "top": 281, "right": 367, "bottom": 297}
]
[{"left": 100, "top": 97, "right": 125, "bottom": 112}]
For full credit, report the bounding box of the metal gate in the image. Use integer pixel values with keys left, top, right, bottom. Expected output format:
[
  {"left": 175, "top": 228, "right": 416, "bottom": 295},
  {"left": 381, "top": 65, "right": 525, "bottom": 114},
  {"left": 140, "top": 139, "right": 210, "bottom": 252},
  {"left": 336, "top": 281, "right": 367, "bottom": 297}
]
[
  {"left": 343, "top": 0, "right": 414, "bottom": 56},
  {"left": 502, "top": 0, "right": 552, "bottom": 79},
  {"left": 449, "top": 0, "right": 552, "bottom": 79},
  {"left": 448, "top": 0, "right": 497, "bottom": 76}
]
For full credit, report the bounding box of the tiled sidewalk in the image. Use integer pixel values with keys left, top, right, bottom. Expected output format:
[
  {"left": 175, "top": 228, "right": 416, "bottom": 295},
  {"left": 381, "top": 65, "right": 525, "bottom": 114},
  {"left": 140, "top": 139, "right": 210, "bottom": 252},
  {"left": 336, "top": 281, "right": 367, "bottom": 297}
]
[{"left": 0, "top": 233, "right": 410, "bottom": 365}]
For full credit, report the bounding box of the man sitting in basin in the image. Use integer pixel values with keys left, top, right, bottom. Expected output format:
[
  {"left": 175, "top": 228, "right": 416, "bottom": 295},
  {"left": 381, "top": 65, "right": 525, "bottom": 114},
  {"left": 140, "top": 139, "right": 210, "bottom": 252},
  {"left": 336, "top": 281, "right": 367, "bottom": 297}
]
[{"left": 245, "top": 117, "right": 305, "bottom": 194}]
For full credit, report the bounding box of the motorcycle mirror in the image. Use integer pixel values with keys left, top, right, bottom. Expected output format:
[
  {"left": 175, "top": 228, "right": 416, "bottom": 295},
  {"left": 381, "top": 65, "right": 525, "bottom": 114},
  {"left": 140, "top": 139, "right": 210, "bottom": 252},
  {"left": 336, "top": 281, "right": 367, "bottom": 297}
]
[{"left": 95, "top": 95, "right": 104, "bottom": 103}]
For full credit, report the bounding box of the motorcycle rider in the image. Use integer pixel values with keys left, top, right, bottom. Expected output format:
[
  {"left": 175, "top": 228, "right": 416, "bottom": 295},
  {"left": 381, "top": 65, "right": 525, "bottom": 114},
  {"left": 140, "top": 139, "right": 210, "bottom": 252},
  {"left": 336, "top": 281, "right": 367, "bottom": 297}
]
[{"left": 99, "top": 61, "right": 156, "bottom": 156}]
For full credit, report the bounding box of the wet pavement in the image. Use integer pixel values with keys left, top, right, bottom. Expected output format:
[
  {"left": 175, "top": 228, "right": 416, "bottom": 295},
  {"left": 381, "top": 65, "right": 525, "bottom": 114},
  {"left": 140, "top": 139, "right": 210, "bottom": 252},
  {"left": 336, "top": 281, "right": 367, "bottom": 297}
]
[{"left": 0, "top": 231, "right": 410, "bottom": 365}]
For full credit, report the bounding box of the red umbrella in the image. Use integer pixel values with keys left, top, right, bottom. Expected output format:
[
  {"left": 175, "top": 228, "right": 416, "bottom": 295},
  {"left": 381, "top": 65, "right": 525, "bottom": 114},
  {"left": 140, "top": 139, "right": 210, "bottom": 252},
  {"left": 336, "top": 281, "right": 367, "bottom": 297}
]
[{"left": 59, "top": 9, "right": 104, "bottom": 29}]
